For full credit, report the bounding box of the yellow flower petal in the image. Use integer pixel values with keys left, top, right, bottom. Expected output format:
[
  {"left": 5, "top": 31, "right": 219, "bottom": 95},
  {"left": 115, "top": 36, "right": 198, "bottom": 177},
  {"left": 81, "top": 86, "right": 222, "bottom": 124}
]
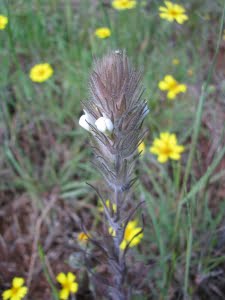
[
  {"left": 56, "top": 273, "right": 67, "bottom": 285},
  {"left": 17, "top": 287, "right": 28, "bottom": 299},
  {"left": 178, "top": 84, "right": 187, "bottom": 92},
  {"left": 2, "top": 290, "right": 13, "bottom": 300},
  {"left": 175, "top": 145, "right": 185, "bottom": 153},
  {"left": 59, "top": 288, "right": 70, "bottom": 300},
  {"left": 169, "top": 153, "right": 180, "bottom": 160},
  {"left": 128, "top": 228, "right": 143, "bottom": 246},
  {"left": 164, "top": 1, "right": 173, "bottom": 9},
  {"left": 150, "top": 146, "right": 159, "bottom": 154},
  {"left": 158, "top": 154, "right": 169, "bottom": 163},
  {"left": 167, "top": 90, "right": 177, "bottom": 99},
  {"left": 169, "top": 134, "right": 177, "bottom": 144},
  {"left": 164, "top": 75, "right": 175, "bottom": 83},
  {"left": 12, "top": 278, "right": 24, "bottom": 288},
  {"left": 159, "top": 13, "right": 174, "bottom": 22},
  {"left": 159, "top": 6, "right": 167, "bottom": 12},
  {"left": 127, "top": 220, "right": 138, "bottom": 229},
  {"left": 70, "top": 282, "right": 79, "bottom": 293},
  {"left": 67, "top": 272, "right": 76, "bottom": 283},
  {"left": 158, "top": 80, "right": 168, "bottom": 90}
]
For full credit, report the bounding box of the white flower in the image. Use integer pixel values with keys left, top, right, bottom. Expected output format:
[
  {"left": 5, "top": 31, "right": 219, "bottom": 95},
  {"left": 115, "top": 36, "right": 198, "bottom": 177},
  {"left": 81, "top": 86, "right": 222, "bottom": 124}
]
[
  {"left": 95, "top": 117, "right": 114, "bottom": 134},
  {"left": 79, "top": 110, "right": 95, "bottom": 132}
]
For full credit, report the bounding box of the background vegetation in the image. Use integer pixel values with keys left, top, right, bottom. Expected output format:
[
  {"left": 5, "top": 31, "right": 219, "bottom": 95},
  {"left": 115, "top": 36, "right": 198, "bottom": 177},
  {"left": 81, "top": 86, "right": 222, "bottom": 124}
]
[{"left": 1, "top": 0, "right": 225, "bottom": 299}]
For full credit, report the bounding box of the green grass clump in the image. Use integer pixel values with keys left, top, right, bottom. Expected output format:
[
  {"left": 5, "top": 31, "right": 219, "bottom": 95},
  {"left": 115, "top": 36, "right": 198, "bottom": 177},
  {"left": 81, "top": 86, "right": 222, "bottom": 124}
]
[{"left": 1, "top": 0, "right": 225, "bottom": 299}]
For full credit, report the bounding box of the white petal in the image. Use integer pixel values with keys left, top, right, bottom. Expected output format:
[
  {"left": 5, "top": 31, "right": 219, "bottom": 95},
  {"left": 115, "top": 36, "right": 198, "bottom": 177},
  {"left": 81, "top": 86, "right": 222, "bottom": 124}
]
[
  {"left": 95, "top": 117, "right": 107, "bottom": 132},
  {"left": 105, "top": 118, "right": 114, "bottom": 132},
  {"left": 79, "top": 114, "right": 90, "bottom": 131},
  {"left": 83, "top": 110, "right": 95, "bottom": 126}
]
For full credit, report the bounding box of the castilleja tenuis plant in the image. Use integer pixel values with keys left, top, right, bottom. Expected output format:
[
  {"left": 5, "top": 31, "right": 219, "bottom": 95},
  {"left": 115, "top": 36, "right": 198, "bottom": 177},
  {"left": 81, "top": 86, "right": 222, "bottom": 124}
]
[{"left": 79, "top": 50, "right": 149, "bottom": 300}]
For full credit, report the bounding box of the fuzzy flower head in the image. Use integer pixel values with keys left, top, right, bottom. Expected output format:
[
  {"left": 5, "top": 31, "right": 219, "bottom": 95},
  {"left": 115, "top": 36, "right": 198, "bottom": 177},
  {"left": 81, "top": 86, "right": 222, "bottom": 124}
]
[
  {"left": 95, "top": 27, "right": 111, "bottom": 39},
  {"left": 112, "top": 0, "right": 137, "bottom": 10},
  {"left": 79, "top": 50, "right": 148, "bottom": 190},
  {"left": 150, "top": 132, "right": 184, "bottom": 163},
  {"left": 159, "top": 1, "right": 188, "bottom": 24},
  {"left": 56, "top": 272, "right": 78, "bottom": 300},
  {"left": 29, "top": 63, "right": 53, "bottom": 83},
  {"left": 158, "top": 75, "right": 187, "bottom": 100},
  {"left": 0, "top": 15, "right": 8, "bottom": 30},
  {"left": 2, "top": 277, "right": 28, "bottom": 300}
]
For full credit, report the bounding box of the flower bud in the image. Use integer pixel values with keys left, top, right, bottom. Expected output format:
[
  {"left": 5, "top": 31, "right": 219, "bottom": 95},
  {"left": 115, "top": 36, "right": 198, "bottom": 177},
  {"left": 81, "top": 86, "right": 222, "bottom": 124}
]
[
  {"left": 79, "top": 110, "right": 96, "bottom": 132},
  {"left": 79, "top": 114, "right": 90, "bottom": 131},
  {"left": 95, "top": 117, "right": 114, "bottom": 134}
]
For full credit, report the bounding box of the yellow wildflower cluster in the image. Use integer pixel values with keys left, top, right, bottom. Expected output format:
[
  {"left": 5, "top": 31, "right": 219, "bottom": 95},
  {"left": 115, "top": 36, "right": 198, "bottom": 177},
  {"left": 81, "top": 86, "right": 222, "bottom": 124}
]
[
  {"left": 150, "top": 132, "right": 184, "bottom": 163},
  {"left": 112, "top": 0, "right": 136, "bottom": 10},
  {"left": 158, "top": 75, "right": 187, "bottom": 100},
  {"left": 159, "top": 1, "right": 188, "bottom": 24}
]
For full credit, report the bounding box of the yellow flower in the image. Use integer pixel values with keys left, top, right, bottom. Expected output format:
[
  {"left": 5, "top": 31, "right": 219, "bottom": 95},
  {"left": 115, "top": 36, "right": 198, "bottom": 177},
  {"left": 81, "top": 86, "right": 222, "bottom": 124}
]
[
  {"left": 112, "top": 0, "right": 137, "bottom": 10},
  {"left": 56, "top": 272, "right": 78, "bottom": 300},
  {"left": 29, "top": 63, "right": 53, "bottom": 83},
  {"left": 159, "top": 1, "right": 188, "bottom": 24},
  {"left": 77, "top": 232, "right": 89, "bottom": 244},
  {"left": 138, "top": 142, "right": 146, "bottom": 154},
  {"left": 0, "top": 15, "right": 8, "bottom": 30},
  {"left": 109, "top": 220, "right": 143, "bottom": 250},
  {"left": 95, "top": 27, "right": 111, "bottom": 39},
  {"left": 158, "top": 75, "right": 187, "bottom": 100},
  {"left": 172, "top": 58, "right": 180, "bottom": 65},
  {"left": 98, "top": 199, "right": 117, "bottom": 213},
  {"left": 150, "top": 132, "right": 184, "bottom": 163},
  {"left": 2, "top": 277, "right": 28, "bottom": 300}
]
